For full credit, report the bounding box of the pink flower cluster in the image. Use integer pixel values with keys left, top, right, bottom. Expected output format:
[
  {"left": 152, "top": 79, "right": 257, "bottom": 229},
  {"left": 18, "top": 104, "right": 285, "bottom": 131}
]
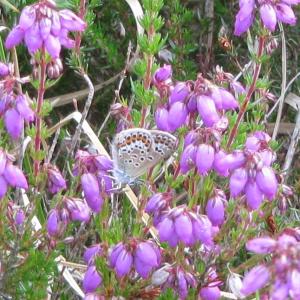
[
  {"left": 153, "top": 65, "right": 240, "bottom": 132},
  {"left": 47, "top": 196, "right": 91, "bottom": 237},
  {"left": 74, "top": 150, "right": 113, "bottom": 213},
  {"left": 180, "top": 127, "right": 224, "bottom": 176},
  {"left": 214, "top": 131, "right": 278, "bottom": 209},
  {"left": 5, "top": 1, "right": 86, "bottom": 58},
  {"left": 234, "top": 0, "right": 300, "bottom": 36},
  {"left": 241, "top": 229, "right": 300, "bottom": 299},
  {"left": 109, "top": 240, "right": 161, "bottom": 278},
  {"left": 0, "top": 70, "right": 35, "bottom": 140},
  {"left": 0, "top": 149, "right": 28, "bottom": 199},
  {"left": 155, "top": 205, "right": 214, "bottom": 247}
]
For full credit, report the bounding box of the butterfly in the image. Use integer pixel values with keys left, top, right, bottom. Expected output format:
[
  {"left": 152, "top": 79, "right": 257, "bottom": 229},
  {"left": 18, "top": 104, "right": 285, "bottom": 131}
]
[{"left": 111, "top": 128, "right": 177, "bottom": 185}]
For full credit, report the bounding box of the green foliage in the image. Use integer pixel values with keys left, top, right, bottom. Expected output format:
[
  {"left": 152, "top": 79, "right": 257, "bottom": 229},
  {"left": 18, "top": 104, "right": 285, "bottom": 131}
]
[{"left": 4, "top": 250, "right": 58, "bottom": 299}]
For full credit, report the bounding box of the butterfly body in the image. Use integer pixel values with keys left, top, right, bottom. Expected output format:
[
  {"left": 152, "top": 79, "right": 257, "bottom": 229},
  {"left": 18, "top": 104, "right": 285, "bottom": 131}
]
[{"left": 111, "top": 128, "right": 177, "bottom": 185}]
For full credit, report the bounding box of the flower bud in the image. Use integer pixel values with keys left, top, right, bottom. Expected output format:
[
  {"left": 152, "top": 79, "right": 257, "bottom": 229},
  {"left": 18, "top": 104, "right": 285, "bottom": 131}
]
[
  {"left": 241, "top": 265, "right": 270, "bottom": 296},
  {"left": 114, "top": 248, "right": 133, "bottom": 278},
  {"left": 206, "top": 196, "right": 225, "bottom": 226},
  {"left": 256, "top": 167, "right": 278, "bottom": 199},
  {"left": 245, "top": 181, "right": 264, "bottom": 210},
  {"left": 197, "top": 95, "right": 220, "bottom": 127},
  {"left": 0, "top": 62, "right": 9, "bottom": 77},
  {"left": 275, "top": 3, "right": 296, "bottom": 25},
  {"left": 15, "top": 94, "right": 35, "bottom": 122},
  {"left": 3, "top": 163, "right": 28, "bottom": 189},
  {"left": 45, "top": 34, "right": 61, "bottom": 58},
  {"left": 83, "top": 265, "right": 102, "bottom": 293},
  {"left": 199, "top": 286, "right": 221, "bottom": 300},
  {"left": 84, "top": 244, "right": 102, "bottom": 265},
  {"left": 260, "top": 4, "right": 277, "bottom": 31},
  {"left": 246, "top": 237, "right": 276, "bottom": 254},
  {"left": 47, "top": 209, "right": 60, "bottom": 236},
  {"left": 169, "top": 82, "right": 189, "bottom": 104},
  {"left": 154, "top": 65, "right": 172, "bottom": 82},
  {"left": 59, "top": 10, "right": 87, "bottom": 31},
  {"left": 81, "top": 173, "right": 103, "bottom": 213},
  {"left": 196, "top": 144, "right": 215, "bottom": 175},
  {"left": 230, "top": 167, "right": 248, "bottom": 197},
  {"left": 5, "top": 26, "right": 25, "bottom": 49},
  {"left": 24, "top": 22, "right": 43, "bottom": 53},
  {"left": 4, "top": 108, "right": 23, "bottom": 140},
  {"left": 168, "top": 102, "right": 188, "bottom": 132},
  {"left": 155, "top": 106, "right": 170, "bottom": 132}
]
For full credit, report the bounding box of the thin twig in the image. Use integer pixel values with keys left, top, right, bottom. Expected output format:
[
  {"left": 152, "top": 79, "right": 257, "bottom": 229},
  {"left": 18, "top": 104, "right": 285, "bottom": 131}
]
[
  {"left": 264, "top": 71, "right": 300, "bottom": 122},
  {"left": 272, "top": 23, "right": 287, "bottom": 140},
  {"left": 97, "top": 42, "right": 132, "bottom": 137},
  {"left": 65, "top": 73, "right": 94, "bottom": 175},
  {"left": 283, "top": 109, "right": 300, "bottom": 180},
  {"left": 46, "top": 127, "right": 61, "bottom": 164},
  {"left": 49, "top": 72, "right": 122, "bottom": 107}
]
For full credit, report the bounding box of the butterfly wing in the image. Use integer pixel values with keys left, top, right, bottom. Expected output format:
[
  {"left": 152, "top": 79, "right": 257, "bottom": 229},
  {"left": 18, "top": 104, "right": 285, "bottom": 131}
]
[
  {"left": 149, "top": 130, "right": 177, "bottom": 160},
  {"left": 112, "top": 128, "right": 177, "bottom": 183}
]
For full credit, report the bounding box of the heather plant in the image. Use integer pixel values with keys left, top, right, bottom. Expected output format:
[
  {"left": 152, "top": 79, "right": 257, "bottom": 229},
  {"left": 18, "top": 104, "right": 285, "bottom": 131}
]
[{"left": 0, "top": 0, "right": 299, "bottom": 299}]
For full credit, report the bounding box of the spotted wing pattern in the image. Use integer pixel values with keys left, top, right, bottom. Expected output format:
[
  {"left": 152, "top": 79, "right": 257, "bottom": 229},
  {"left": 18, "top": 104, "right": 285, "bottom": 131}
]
[{"left": 111, "top": 128, "right": 177, "bottom": 184}]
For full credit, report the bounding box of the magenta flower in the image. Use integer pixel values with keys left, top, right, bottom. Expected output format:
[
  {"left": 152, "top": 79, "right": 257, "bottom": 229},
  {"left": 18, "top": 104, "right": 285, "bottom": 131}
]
[
  {"left": 179, "top": 144, "right": 197, "bottom": 174},
  {"left": 114, "top": 248, "right": 133, "bottom": 278},
  {"left": 234, "top": 0, "right": 299, "bottom": 36},
  {"left": 15, "top": 94, "right": 35, "bottom": 122},
  {"left": 154, "top": 64, "right": 172, "bottom": 83},
  {"left": 83, "top": 265, "right": 102, "bottom": 293},
  {"left": 245, "top": 180, "right": 264, "bottom": 209},
  {"left": 4, "top": 108, "right": 23, "bottom": 140},
  {"left": 256, "top": 166, "right": 278, "bottom": 199},
  {"left": 47, "top": 165, "right": 67, "bottom": 194},
  {"left": 241, "top": 265, "right": 270, "bottom": 296},
  {"left": 65, "top": 198, "right": 91, "bottom": 223},
  {"left": 4, "top": 163, "right": 28, "bottom": 189},
  {"left": 260, "top": 4, "right": 277, "bottom": 31},
  {"left": 197, "top": 95, "right": 220, "bottom": 127},
  {"left": 196, "top": 144, "right": 215, "bottom": 175},
  {"left": 229, "top": 167, "right": 248, "bottom": 197},
  {"left": 81, "top": 173, "right": 103, "bottom": 213},
  {"left": 213, "top": 150, "right": 230, "bottom": 177},
  {"left": 46, "top": 209, "right": 61, "bottom": 237},
  {"left": 246, "top": 237, "right": 277, "bottom": 254},
  {"left": 84, "top": 244, "right": 102, "bottom": 265},
  {"left": 169, "top": 82, "right": 189, "bottom": 105},
  {"left": 145, "top": 193, "right": 171, "bottom": 215},
  {"left": 199, "top": 286, "right": 221, "bottom": 300},
  {"left": 155, "top": 106, "right": 170, "bottom": 132},
  {"left": 0, "top": 62, "right": 9, "bottom": 77},
  {"left": 168, "top": 102, "right": 188, "bottom": 131},
  {"left": 206, "top": 190, "right": 226, "bottom": 226},
  {"left": 134, "top": 241, "right": 161, "bottom": 278},
  {"left": 5, "top": 26, "right": 24, "bottom": 49}
]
